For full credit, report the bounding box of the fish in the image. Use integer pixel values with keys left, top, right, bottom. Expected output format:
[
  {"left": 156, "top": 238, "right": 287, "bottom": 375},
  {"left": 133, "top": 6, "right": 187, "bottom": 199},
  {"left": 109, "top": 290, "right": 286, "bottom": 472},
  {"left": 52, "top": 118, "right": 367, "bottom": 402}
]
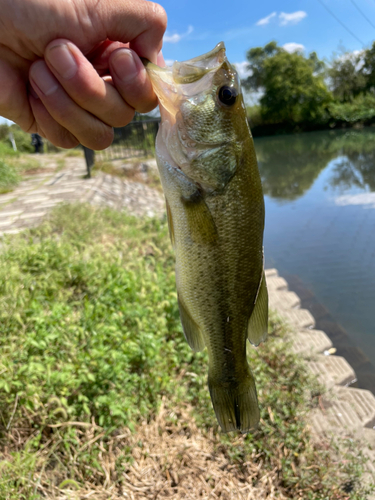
[{"left": 143, "top": 42, "right": 268, "bottom": 433}]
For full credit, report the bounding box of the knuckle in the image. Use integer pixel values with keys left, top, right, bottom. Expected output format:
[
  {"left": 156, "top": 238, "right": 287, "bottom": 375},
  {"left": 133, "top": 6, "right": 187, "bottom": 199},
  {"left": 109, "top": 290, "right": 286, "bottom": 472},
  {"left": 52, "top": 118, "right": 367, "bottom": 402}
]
[
  {"left": 48, "top": 129, "right": 80, "bottom": 149},
  {"left": 148, "top": 3, "right": 168, "bottom": 35},
  {"left": 107, "top": 109, "right": 134, "bottom": 128},
  {"left": 70, "top": 83, "right": 100, "bottom": 108},
  {"left": 82, "top": 125, "right": 114, "bottom": 151},
  {"left": 60, "top": 136, "right": 80, "bottom": 149},
  {"left": 50, "top": 104, "right": 73, "bottom": 124},
  {"left": 24, "top": 121, "right": 38, "bottom": 134},
  {"left": 136, "top": 99, "right": 157, "bottom": 114}
]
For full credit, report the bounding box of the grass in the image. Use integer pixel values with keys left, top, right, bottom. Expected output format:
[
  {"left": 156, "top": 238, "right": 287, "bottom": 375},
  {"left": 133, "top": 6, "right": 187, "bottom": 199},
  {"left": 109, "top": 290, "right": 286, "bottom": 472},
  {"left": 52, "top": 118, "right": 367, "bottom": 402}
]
[
  {"left": 0, "top": 142, "right": 68, "bottom": 194},
  {"left": 0, "top": 143, "right": 20, "bottom": 193},
  {"left": 0, "top": 203, "right": 372, "bottom": 499},
  {"left": 64, "top": 148, "right": 83, "bottom": 158},
  {"left": 0, "top": 159, "right": 20, "bottom": 194}
]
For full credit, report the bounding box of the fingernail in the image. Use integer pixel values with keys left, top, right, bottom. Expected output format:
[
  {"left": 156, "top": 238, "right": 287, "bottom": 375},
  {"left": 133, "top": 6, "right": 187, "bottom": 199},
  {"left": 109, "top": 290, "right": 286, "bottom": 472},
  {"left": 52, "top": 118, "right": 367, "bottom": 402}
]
[
  {"left": 30, "top": 60, "right": 59, "bottom": 96},
  {"left": 47, "top": 43, "right": 77, "bottom": 79},
  {"left": 111, "top": 48, "right": 141, "bottom": 83}
]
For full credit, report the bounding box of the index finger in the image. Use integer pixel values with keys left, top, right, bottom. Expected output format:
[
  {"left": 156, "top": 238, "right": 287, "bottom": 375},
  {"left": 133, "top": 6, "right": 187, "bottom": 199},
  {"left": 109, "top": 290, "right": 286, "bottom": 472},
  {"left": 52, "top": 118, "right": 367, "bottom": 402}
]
[{"left": 93, "top": 0, "right": 167, "bottom": 63}]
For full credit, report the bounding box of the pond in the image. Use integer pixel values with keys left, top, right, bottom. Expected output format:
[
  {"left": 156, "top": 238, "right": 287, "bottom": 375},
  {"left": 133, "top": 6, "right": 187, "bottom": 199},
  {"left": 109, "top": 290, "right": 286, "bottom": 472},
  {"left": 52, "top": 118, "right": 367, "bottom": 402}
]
[{"left": 254, "top": 128, "right": 375, "bottom": 393}]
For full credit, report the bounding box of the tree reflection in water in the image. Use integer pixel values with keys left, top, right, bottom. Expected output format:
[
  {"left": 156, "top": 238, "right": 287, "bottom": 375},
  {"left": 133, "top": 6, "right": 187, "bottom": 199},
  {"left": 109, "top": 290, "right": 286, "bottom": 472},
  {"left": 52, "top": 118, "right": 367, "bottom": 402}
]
[{"left": 254, "top": 128, "right": 375, "bottom": 200}]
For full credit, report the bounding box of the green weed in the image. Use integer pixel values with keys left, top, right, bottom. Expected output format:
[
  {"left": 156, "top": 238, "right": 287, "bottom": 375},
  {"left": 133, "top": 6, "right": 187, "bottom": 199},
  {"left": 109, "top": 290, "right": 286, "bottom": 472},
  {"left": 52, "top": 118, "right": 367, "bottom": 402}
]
[
  {"left": 64, "top": 148, "right": 83, "bottom": 157},
  {"left": 0, "top": 159, "right": 20, "bottom": 194}
]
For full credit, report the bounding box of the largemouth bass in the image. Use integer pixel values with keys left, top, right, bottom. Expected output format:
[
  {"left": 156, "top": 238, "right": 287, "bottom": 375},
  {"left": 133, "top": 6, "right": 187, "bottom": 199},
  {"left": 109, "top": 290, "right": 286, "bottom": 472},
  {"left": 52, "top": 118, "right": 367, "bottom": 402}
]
[{"left": 144, "top": 42, "right": 268, "bottom": 432}]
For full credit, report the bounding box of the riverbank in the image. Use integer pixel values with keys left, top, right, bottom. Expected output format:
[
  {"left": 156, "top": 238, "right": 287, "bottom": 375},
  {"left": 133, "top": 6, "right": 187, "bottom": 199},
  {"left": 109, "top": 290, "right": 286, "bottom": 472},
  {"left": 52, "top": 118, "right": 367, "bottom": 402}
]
[
  {"left": 267, "top": 268, "right": 375, "bottom": 491},
  {"left": 249, "top": 116, "right": 375, "bottom": 138}
]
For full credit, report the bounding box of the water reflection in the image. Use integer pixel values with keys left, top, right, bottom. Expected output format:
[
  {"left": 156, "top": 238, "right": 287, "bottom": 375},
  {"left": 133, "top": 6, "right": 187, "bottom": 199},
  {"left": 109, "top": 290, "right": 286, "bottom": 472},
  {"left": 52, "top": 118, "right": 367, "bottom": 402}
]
[
  {"left": 255, "top": 133, "right": 334, "bottom": 200},
  {"left": 255, "top": 128, "right": 375, "bottom": 200},
  {"left": 329, "top": 154, "right": 375, "bottom": 193},
  {"left": 335, "top": 192, "right": 375, "bottom": 208},
  {"left": 254, "top": 128, "right": 375, "bottom": 393}
]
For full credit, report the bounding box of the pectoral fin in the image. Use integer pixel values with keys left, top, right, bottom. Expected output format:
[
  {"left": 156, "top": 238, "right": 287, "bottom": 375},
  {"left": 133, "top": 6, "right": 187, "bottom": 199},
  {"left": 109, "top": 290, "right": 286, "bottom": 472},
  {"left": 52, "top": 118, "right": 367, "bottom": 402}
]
[
  {"left": 165, "top": 198, "right": 175, "bottom": 247},
  {"left": 247, "top": 272, "right": 268, "bottom": 346},
  {"left": 181, "top": 191, "right": 218, "bottom": 245},
  {"left": 178, "top": 295, "right": 205, "bottom": 352}
]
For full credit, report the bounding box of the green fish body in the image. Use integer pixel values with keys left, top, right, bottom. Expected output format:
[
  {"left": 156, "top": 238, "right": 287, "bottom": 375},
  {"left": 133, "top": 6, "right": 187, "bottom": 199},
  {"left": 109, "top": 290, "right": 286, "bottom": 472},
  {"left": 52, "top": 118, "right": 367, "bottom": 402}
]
[{"left": 144, "top": 42, "right": 268, "bottom": 432}]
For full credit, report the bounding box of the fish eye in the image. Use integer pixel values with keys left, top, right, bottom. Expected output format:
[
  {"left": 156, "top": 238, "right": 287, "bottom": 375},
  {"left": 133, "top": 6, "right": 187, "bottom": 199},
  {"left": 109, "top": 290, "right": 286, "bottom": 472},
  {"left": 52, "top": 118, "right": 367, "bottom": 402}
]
[{"left": 218, "top": 85, "right": 237, "bottom": 106}]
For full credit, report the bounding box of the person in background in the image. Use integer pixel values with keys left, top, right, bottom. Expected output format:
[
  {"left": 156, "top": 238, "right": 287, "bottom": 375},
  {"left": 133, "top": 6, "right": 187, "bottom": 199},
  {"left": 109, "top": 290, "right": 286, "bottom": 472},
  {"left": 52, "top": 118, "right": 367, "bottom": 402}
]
[
  {"left": 0, "top": 0, "right": 167, "bottom": 150},
  {"left": 31, "top": 133, "right": 44, "bottom": 154}
]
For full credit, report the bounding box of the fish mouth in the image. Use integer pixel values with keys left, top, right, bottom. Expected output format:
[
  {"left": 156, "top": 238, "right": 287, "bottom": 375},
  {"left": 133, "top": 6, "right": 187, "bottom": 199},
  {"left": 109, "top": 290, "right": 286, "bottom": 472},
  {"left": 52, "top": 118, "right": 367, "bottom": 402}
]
[{"left": 143, "top": 42, "right": 227, "bottom": 119}]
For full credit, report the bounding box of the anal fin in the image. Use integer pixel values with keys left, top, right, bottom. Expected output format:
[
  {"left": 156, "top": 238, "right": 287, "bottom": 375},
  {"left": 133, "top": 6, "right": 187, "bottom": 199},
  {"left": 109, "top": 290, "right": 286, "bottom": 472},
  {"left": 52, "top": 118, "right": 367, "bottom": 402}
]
[
  {"left": 247, "top": 271, "right": 268, "bottom": 346},
  {"left": 178, "top": 296, "right": 205, "bottom": 352}
]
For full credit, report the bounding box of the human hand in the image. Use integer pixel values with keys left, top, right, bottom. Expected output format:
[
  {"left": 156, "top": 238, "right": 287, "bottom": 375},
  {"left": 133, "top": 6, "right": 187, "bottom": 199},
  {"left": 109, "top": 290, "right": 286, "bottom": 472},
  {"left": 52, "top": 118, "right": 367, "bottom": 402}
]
[{"left": 0, "top": 0, "right": 166, "bottom": 149}]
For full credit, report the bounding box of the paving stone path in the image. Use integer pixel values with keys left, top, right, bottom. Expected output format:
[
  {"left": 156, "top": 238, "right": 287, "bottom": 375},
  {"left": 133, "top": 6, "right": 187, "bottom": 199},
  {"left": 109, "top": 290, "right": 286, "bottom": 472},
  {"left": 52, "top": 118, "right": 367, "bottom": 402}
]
[
  {"left": 0, "top": 157, "right": 374, "bottom": 491},
  {"left": 267, "top": 268, "right": 375, "bottom": 492},
  {"left": 0, "top": 156, "right": 164, "bottom": 237}
]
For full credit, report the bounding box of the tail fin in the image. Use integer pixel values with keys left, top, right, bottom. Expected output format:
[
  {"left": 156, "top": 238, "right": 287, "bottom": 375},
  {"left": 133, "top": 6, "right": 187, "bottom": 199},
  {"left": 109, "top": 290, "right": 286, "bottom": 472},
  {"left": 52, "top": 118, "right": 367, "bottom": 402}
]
[{"left": 208, "top": 368, "right": 260, "bottom": 433}]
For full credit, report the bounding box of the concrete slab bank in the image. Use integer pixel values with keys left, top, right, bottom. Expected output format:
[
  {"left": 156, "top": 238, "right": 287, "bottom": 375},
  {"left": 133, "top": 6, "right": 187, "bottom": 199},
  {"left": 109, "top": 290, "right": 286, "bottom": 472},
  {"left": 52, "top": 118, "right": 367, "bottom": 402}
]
[{"left": 266, "top": 268, "right": 375, "bottom": 490}]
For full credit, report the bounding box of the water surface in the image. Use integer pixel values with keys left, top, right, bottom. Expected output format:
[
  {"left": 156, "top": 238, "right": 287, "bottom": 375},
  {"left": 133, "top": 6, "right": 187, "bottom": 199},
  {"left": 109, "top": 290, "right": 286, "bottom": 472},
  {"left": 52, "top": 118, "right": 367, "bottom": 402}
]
[{"left": 254, "top": 128, "right": 375, "bottom": 392}]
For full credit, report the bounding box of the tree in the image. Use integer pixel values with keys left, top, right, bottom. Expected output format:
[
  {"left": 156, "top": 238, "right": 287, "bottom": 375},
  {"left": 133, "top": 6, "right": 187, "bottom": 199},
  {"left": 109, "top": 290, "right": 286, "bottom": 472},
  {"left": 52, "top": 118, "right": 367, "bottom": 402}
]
[
  {"left": 328, "top": 52, "right": 366, "bottom": 102},
  {"left": 362, "top": 41, "right": 375, "bottom": 94},
  {"left": 243, "top": 42, "right": 332, "bottom": 125}
]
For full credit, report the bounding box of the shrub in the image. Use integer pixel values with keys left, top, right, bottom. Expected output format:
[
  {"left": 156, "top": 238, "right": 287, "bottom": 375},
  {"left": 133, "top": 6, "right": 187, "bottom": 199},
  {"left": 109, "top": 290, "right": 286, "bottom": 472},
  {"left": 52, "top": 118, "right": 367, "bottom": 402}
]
[
  {"left": 328, "top": 93, "right": 375, "bottom": 123},
  {"left": 0, "top": 159, "right": 19, "bottom": 193}
]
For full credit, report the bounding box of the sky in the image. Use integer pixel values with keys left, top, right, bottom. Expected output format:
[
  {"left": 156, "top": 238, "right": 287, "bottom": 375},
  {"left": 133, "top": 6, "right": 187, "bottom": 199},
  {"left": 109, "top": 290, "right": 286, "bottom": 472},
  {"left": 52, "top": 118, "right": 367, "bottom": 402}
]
[
  {"left": 159, "top": 0, "right": 375, "bottom": 76},
  {"left": 2, "top": 0, "right": 375, "bottom": 124},
  {"left": 161, "top": 0, "right": 375, "bottom": 104}
]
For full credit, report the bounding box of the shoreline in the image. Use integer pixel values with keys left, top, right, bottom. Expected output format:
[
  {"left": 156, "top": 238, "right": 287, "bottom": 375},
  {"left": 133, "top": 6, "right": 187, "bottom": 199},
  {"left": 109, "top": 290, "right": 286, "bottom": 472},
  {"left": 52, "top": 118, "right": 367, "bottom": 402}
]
[
  {"left": 250, "top": 120, "right": 374, "bottom": 138},
  {"left": 266, "top": 268, "right": 375, "bottom": 487}
]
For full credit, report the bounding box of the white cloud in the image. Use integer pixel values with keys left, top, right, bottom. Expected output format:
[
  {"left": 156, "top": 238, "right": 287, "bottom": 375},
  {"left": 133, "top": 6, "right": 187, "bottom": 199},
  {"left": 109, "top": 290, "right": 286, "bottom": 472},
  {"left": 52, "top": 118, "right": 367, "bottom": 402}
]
[
  {"left": 342, "top": 50, "right": 362, "bottom": 61},
  {"left": 283, "top": 42, "right": 305, "bottom": 53},
  {"left": 164, "top": 34, "right": 181, "bottom": 43},
  {"left": 163, "top": 25, "right": 193, "bottom": 44},
  {"left": 164, "top": 59, "right": 175, "bottom": 67},
  {"left": 233, "top": 62, "right": 252, "bottom": 79},
  {"left": 335, "top": 193, "right": 375, "bottom": 209},
  {"left": 279, "top": 11, "right": 307, "bottom": 26},
  {"left": 256, "top": 12, "right": 277, "bottom": 26}
]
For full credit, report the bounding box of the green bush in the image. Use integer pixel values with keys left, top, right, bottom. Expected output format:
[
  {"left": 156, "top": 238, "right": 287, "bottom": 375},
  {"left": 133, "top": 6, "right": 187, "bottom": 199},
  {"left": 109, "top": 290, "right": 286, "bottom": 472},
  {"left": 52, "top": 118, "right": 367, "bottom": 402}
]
[
  {"left": 0, "top": 124, "right": 35, "bottom": 153},
  {"left": 0, "top": 159, "right": 19, "bottom": 193},
  {"left": 247, "top": 104, "right": 263, "bottom": 128},
  {"left": 328, "top": 93, "right": 375, "bottom": 123},
  {"left": 0, "top": 141, "right": 18, "bottom": 157},
  {"left": 8, "top": 125, "right": 34, "bottom": 153},
  {"left": 0, "top": 124, "right": 11, "bottom": 142}
]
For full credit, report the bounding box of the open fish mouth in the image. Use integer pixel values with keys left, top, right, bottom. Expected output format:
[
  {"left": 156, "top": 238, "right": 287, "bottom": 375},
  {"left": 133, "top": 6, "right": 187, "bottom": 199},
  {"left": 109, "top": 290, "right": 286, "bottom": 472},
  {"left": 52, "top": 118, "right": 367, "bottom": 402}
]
[{"left": 143, "top": 42, "right": 228, "bottom": 119}]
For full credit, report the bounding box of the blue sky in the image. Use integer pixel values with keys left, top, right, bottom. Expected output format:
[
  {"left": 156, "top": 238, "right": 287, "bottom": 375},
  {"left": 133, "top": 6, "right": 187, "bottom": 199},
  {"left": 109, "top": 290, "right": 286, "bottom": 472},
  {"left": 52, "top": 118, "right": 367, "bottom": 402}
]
[
  {"left": 160, "top": 0, "right": 375, "bottom": 73},
  {"left": 2, "top": 0, "right": 375, "bottom": 124}
]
